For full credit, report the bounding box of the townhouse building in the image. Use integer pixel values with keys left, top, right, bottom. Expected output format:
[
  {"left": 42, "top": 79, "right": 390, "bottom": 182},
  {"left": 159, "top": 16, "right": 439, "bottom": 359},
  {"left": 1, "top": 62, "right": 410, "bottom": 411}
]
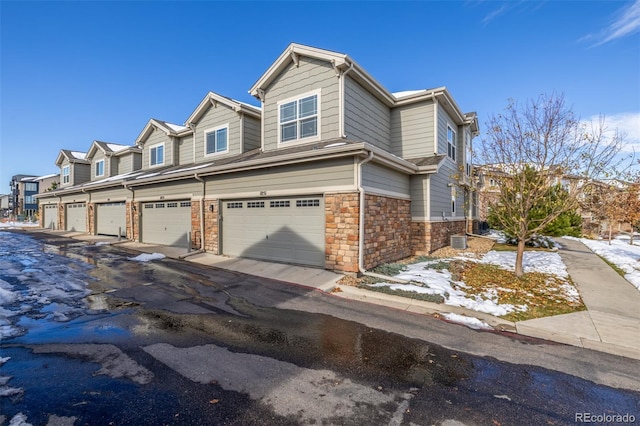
[{"left": 36, "top": 43, "right": 479, "bottom": 273}]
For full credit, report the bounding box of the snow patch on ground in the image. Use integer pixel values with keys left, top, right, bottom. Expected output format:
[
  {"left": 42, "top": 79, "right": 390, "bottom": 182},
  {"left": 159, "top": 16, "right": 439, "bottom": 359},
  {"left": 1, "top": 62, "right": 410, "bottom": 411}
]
[
  {"left": 442, "top": 313, "right": 493, "bottom": 330},
  {"left": 130, "top": 252, "right": 166, "bottom": 262},
  {"left": 0, "top": 222, "right": 39, "bottom": 229},
  {"left": 564, "top": 236, "right": 640, "bottom": 291}
]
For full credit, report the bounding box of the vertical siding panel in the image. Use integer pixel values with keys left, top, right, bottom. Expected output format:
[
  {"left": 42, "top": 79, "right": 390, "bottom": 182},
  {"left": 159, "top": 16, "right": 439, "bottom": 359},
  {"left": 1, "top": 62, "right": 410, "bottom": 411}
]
[
  {"left": 344, "top": 76, "right": 391, "bottom": 151},
  {"left": 391, "top": 100, "right": 435, "bottom": 158}
]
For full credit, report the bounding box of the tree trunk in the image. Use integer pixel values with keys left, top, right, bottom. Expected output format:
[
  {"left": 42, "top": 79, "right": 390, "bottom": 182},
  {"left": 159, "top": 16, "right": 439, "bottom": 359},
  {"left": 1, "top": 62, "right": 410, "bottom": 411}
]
[
  {"left": 515, "top": 239, "right": 525, "bottom": 277},
  {"left": 608, "top": 223, "right": 613, "bottom": 245}
]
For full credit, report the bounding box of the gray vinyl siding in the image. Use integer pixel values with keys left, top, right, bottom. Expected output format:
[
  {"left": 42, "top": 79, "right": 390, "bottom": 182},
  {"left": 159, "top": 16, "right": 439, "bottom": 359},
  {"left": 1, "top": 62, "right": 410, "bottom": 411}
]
[
  {"left": 89, "top": 187, "right": 130, "bottom": 203},
  {"left": 262, "top": 57, "right": 340, "bottom": 151},
  {"left": 142, "top": 128, "right": 173, "bottom": 169},
  {"left": 206, "top": 158, "right": 354, "bottom": 197},
  {"left": 133, "top": 179, "right": 201, "bottom": 200},
  {"left": 361, "top": 162, "right": 410, "bottom": 197},
  {"left": 410, "top": 175, "right": 429, "bottom": 218},
  {"left": 178, "top": 135, "right": 194, "bottom": 165},
  {"left": 430, "top": 161, "right": 464, "bottom": 220},
  {"left": 132, "top": 152, "right": 142, "bottom": 172},
  {"left": 344, "top": 76, "right": 391, "bottom": 151},
  {"left": 243, "top": 115, "right": 261, "bottom": 152},
  {"left": 118, "top": 155, "right": 132, "bottom": 174},
  {"left": 391, "top": 100, "right": 435, "bottom": 158},
  {"left": 192, "top": 103, "right": 242, "bottom": 162},
  {"left": 60, "top": 193, "right": 88, "bottom": 204},
  {"left": 110, "top": 156, "right": 119, "bottom": 176},
  {"left": 73, "top": 164, "right": 91, "bottom": 186}
]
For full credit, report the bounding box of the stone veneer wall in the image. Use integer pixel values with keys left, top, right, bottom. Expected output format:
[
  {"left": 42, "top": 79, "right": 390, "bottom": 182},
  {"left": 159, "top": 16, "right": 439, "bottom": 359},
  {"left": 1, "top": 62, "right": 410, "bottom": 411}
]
[
  {"left": 190, "top": 200, "right": 201, "bottom": 250},
  {"left": 325, "top": 192, "right": 360, "bottom": 273},
  {"left": 88, "top": 203, "right": 95, "bottom": 235},
  {"left": 126, "top": 202, "right": 139, "bottom": 241},
  {"left": 411, "top": 220, "right": 467, "bottom": 254},
  {"left": 203, "top": 199, "right": 219, "bottom": 253},
  {"left": 362, "top": 195, "right": 412, "bottom": 270},
  {"left": 59, "top": 204, "right": 65, "bottom": 232}
]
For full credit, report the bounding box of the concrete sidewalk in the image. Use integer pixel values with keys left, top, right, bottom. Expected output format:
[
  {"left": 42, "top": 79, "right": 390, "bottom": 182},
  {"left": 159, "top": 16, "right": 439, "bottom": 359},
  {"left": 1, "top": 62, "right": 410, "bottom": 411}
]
[
  {"left": 26, "top": 229, "right": 640, "bottom": 360},
  {"left": 515, "top": 238, "right": 640, "bottom": 360}
]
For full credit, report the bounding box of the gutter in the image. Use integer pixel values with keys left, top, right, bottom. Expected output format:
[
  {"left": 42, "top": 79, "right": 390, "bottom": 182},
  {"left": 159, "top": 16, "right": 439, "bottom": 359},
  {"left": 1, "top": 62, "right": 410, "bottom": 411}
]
[
  {"left": 194, "top": 173, "right": 205, "bottom": 251},
  {"left": 357, "top": 151, "right": 374, "bottom": 273}
]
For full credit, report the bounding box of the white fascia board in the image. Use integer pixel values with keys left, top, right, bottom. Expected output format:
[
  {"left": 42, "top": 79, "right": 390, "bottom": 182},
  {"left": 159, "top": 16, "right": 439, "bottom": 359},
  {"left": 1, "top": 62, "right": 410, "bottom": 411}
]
[{"left": 186, "top": 92, "right": 261, "bottom": 126}]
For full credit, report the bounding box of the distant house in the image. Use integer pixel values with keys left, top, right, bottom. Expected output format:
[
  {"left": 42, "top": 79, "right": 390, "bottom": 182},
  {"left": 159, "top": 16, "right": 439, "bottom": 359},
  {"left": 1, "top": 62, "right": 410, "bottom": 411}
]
[
  {"left": 36, "top": 43, "right": 480, "bottom": 273},
  {"left": 9, "top": 174, "right": 38, "bottom": 219},
  {"left": 0, "top": 194, "right": 9, "bottom": 217}
]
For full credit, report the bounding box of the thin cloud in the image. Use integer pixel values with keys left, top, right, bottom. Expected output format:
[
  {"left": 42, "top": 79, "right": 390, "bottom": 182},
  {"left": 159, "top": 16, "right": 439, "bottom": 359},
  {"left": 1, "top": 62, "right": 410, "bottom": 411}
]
[
  {"left": 482, "top": 5, "right": 507, "bottom": 25},
  {"left": 584, "top": 0, "right": 640, "bottom": 46},
  {"left": 583, "top": 112, "right": 640, "bottom": 154}
]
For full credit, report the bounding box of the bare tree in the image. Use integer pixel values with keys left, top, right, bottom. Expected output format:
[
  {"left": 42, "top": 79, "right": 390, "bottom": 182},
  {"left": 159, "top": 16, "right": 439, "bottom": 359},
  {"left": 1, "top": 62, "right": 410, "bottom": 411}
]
[{"left": 479, "top": 93, "right": 627, "bottom": 277}]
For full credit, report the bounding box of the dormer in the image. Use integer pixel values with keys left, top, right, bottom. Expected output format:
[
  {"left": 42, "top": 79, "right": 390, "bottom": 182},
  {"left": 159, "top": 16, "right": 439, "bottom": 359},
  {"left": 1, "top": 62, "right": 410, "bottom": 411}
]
[
  {"left": 185, "top": 91, "right": 261, "bottom": 163},
  {"left": 55, "top": 150, "right": 90, "bottom": 187},
  {"left": 86, "top": 141, "right": 142, "bottom": 181},
  {"left": 135, "top": 119, "right": 192, "bottom": 169}
]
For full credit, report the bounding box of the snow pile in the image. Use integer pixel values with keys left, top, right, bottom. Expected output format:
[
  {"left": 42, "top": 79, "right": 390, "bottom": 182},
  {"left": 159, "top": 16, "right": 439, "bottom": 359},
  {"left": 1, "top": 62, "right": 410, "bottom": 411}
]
[
  {"left": 130, "top": 252, "right": 166, "bottom": 262},
  {"left": 0, "top": 232, "right": 94, "bottom": 339},
  {"left": 442, "top": 313, "right": 493, "bottom": 330},
  {"left": 368, "top": 250, "right": 577, "bottom": 318},
  {"left": 0, "top": 221, "right": 40, "bottom": 229},
  {"left": 564, "top": 236, "right": 640, "bottom": 290}
]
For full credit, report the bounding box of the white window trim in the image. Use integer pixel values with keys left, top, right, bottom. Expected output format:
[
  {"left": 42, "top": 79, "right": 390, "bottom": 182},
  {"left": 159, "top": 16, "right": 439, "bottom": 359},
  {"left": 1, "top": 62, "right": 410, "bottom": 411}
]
[
  {"left": 203, "top": 123, "right": 230, "bottom": 157},
  {"left": 149, "top": 142, "right": 165, "bottom": 168},
  {"left": 95, "top": 159, "right": 105, "bottom": 177},
  {"left": 62, "top": 165, "right": 70, "bottom": 184},
  {"left": 277, "top": 88, "right": 322, "bottom": 147},
  {"left": 447, "top": 125, "right": 456, "bottom": 162}
]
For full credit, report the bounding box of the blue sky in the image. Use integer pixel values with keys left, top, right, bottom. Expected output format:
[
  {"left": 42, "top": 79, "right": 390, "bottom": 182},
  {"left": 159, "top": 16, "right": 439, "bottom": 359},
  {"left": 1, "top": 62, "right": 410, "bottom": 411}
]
[{"left": 1, "top": 1, "right": 639, "bottom": 193}]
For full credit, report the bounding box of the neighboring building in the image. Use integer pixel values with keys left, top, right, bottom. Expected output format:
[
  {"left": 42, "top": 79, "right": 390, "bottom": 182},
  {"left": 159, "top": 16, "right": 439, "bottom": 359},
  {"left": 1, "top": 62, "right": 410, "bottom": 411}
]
[
  {"left": 36, "top": 173, "right": 60, "bottom": 194},
  {"left": 0, "top": 194, "right": 9, "bottom": 217},
  {"left": 9, "top": 174, "right": 38, "bottom": 218},
  {"left": 36, "top": 43, "right": 479, "bottom": 273}
]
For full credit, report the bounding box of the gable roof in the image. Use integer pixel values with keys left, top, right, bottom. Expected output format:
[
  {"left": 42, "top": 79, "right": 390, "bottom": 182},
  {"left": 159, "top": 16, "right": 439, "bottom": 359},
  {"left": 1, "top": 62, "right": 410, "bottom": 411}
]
[
  {"left": 134, "top": 118, "right": 192, "bottom": 147},
  {"left": 249, "top": 43, "right": 478, "bottom": 129},
  {"left": 249, "top": 43, "right": 395, "bottom": 106},
  {"left": 86, "top": 141, "right": 139, "bottom": 160},
  {"left": 186, "top": 91, "right": 261, "bottom": 126},
  {"left": 55, "top": 149, "right": 90, "bottom": 166}
]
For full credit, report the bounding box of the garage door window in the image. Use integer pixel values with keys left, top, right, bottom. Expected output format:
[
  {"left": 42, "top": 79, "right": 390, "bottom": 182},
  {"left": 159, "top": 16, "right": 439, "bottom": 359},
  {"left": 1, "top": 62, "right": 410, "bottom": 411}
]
[
  {"left": 296, "top": 199, "right": 320, "bottom": 207},
  {"left": 227, "top": 202, "right": 243, "bottom": 209},
  {"left": 247, "top": 201, "right": 264, "bottom": 208},
  {"left": 180, "top": 201, "right": 191, "bottom": 207},
  {"left": 270, "top": 200, "right": 290, "bottom": 208}
]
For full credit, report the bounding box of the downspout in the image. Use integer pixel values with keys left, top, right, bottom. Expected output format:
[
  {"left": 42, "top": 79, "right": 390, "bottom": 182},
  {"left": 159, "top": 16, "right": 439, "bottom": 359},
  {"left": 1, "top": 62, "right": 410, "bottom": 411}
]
[
  {"left": 339, "top": 62, "right": 355, "bottom": 138},
  {"left": 188, "top": 123, "right": 197, "bottom": 164},
  {"left": 357, "top": 151, "right": 374, "bottom": 274},
  {"left": 194, "top": 173, "right": 206, "bottom": 252}
]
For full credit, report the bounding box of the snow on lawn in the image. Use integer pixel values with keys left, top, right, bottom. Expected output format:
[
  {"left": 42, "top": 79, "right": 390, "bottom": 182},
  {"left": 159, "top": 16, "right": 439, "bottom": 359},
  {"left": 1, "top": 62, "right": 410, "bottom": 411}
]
[
  {"left": 130, "top": 252, "right": 166, "bottom": 262},
  {"left": 565, "top": 236, "right": 640, "bottom": 291},
  {"left": 369, "top": 249, "right": 578, "bottom": 319},
  {"left": 0, "top": 221, "right": 40, "bottom": 229}
]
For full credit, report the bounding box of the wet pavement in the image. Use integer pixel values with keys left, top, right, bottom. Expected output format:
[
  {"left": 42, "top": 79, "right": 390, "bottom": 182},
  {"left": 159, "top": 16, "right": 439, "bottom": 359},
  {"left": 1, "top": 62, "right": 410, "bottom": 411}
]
[{"left": 1, "top": 230, "right": 639, "bottom": 425}]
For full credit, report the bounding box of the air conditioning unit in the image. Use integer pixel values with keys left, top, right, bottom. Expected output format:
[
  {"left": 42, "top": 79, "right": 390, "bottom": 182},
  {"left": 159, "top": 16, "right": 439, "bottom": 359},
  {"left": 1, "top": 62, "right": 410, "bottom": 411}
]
[{"left": 451, "top": 235, "right": 467, "bottom": 250}]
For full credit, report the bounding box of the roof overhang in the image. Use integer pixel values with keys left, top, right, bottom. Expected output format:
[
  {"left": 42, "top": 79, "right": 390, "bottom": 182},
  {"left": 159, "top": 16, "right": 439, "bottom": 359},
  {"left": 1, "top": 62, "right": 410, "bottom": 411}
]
[{"left": 135, "top": 119, "right": 192, "bottom": 147}]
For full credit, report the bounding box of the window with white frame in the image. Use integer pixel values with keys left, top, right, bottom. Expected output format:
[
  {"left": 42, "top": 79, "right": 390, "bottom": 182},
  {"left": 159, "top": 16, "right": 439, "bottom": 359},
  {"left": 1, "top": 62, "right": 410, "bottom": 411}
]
[
  {"left": 25, "top": 183, "right": 37, "bottom": 192},
  {"left": 278, "top": 90, "right": 319, "bottom": 143},
  {"left": 447, "top": 125, "right": 456, "bottom": 161},
  {"left": 95, "top": 160, "right": 105, "bottom": 177},
  {"left": 204, "top": 125, "right": 229, "bottom": 155},
  {"left": 25, "top": 195, "right": 35, "bottom": 204},
  {"left": 62, "top": 166, "right": 70, "bottom": 184},
  {"left": 150, "top": 144, "right": 164, "bottom": 166}
]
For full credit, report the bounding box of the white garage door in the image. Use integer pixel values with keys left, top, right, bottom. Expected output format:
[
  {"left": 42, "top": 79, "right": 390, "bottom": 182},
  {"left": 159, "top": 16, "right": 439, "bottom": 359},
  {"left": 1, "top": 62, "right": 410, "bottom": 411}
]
[
  {"left": 96, "top": 202, "right": 126, "bottom": 236},
  {"left": 66, "top": 203, "right": 86, "bottom": 232},
  {"left": 141, "top": 201, "right": 192, "bottom": 247},
  {"left": 43, "top": 205, "right": 58, "bottom": 230},
  {"left": 222, "top": 196, "right": 325, "bottom": 267}
]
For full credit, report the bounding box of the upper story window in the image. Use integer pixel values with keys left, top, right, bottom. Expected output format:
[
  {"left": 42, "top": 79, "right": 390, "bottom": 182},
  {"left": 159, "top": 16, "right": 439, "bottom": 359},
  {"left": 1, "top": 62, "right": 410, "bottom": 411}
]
[
  {"left": 95, "top": 160, "right": 105, "bottom": 177},
  {"left": 204, "top": 125, "right": 229, "bottom": 156},
  {"left": 25, "top": 183, "right": 37, "bottom": 192},
  {"left": 150, "top": 143, "right": 164, "bottom": 167},
  {"left": 62, "top": 166, "right": 70, "bottom": 184},
  {"left": 278, "top": 90, "right": 320, "bottom": 144},
  {"left": 465, "top": 133, "right": 472, "bottom": 177},
  {"left": 447, "top": 125, "right": 456, "bottom": 161}
]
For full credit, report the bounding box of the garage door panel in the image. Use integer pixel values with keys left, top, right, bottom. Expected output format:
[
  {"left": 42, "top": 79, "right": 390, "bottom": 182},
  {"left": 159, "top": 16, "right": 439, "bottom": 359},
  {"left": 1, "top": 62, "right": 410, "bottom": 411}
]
[
  {"left": 141, "top": 201, "right": 191, "bottom": 248},
  {"left": 222, "top": 196, "right": 325, "bottom": 267},
  {"left": 43, "top": 205, "right": 58, "bottom": 230},
  {"left": 96, "top": 202, "right": 126, "bottom": 236},
  {"left": 66, "top": 203, "right": 86, "bottom": 232}
]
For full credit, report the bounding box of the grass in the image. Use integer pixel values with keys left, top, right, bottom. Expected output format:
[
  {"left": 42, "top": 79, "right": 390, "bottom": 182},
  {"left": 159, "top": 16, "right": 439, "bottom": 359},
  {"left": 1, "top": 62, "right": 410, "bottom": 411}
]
[
  {"left": 358, "top": 280, "right": 446, "bottom": 304},
  {"left": 459, "top": 263, "right": 585, "bottom": 322},
  {"left": 597, "top": 255, "right": 627, "bottom": 278},
  {"left": 492, "top": 243, "right": 555, "bottom": 252}
]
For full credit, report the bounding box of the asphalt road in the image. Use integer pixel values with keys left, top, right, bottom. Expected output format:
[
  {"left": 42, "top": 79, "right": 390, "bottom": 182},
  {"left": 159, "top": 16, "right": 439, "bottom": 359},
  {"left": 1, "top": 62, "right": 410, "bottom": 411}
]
[{"left": 1, "top": 231, "right": 639, "bottom": 425}]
